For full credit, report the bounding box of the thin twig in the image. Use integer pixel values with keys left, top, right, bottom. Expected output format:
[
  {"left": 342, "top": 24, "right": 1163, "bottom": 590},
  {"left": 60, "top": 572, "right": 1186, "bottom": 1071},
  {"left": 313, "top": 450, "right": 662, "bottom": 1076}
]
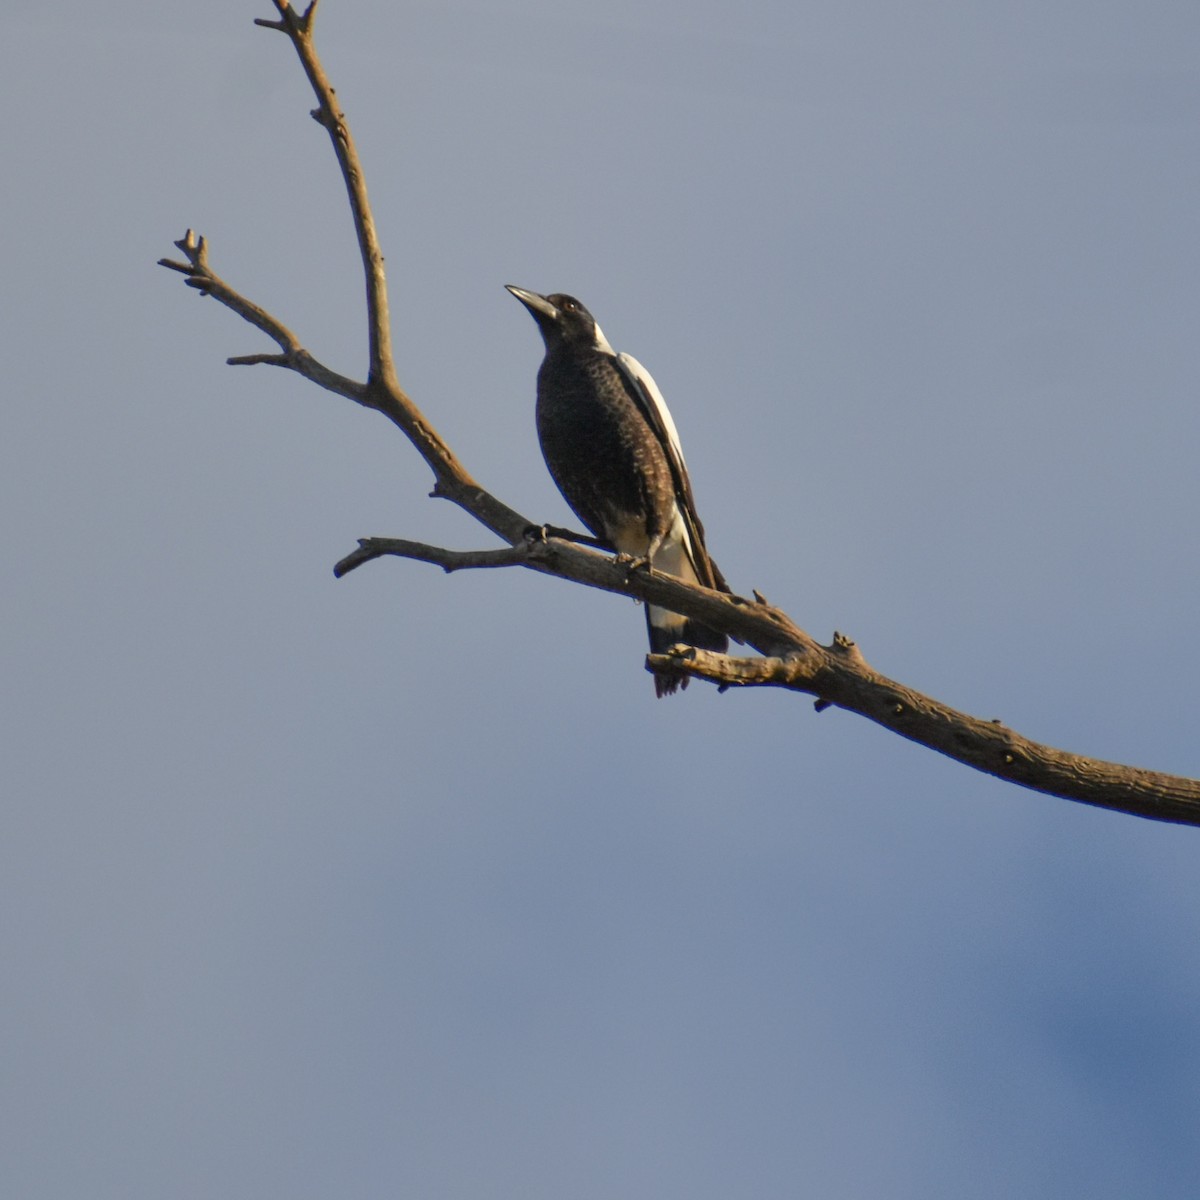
[
  {"left": 257, "top": 0, "right": 394, "bottom": 390},
  {"left": 334, "top": 539, "right": 529, "bottom": 577},
  {"left": 158, "top": 231, "right": 367, "bottom": 404}
]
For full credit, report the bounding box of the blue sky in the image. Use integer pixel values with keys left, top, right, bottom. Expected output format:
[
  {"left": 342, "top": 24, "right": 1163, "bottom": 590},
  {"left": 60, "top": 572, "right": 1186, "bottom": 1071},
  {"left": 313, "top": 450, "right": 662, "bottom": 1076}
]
[{"left": 3, "top": 2, "right": 1199, "bottom": 1196}]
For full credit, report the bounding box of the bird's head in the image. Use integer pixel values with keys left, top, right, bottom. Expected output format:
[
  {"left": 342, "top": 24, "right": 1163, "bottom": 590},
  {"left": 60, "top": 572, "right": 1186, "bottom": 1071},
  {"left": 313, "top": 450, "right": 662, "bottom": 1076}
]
[{"left": 505, "top": 286, "right": 612, "bottom": 354}]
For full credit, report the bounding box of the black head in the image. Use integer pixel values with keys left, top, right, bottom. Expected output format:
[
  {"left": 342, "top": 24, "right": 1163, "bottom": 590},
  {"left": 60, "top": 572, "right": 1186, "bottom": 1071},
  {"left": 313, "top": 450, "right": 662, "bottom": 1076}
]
[{"left": 506, "top": 286, "right": 607, "bottom": 353}]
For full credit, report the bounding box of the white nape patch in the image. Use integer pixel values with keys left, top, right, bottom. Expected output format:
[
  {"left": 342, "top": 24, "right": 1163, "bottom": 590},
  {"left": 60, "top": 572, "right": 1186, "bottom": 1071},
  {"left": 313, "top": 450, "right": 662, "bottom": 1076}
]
[
  {"left": 617, "top": 352, "right": 688, "bottom": 472},
  {"left": 590, "top": 321, "right": 615, "bottom": 354}
]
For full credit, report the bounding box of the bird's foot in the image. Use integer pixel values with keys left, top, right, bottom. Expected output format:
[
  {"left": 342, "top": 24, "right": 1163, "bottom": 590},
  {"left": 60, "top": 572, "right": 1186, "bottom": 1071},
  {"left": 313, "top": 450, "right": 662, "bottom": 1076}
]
[
  {"left": 522, "top": 523, "right": 550, "bottom": 545},
  {"left": 616, "top": 552, "right": 654, "bottom": 579}
]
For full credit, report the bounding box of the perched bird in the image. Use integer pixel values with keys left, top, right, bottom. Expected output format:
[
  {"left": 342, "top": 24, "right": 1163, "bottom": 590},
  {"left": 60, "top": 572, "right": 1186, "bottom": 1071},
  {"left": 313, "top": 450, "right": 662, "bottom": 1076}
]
[{"left": 507, "top": 285, "right": 731, "bottom": 696}]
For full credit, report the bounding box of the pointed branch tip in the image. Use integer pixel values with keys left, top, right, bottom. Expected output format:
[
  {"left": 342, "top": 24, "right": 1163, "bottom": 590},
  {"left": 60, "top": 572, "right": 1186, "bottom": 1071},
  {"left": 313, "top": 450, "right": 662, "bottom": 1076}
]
[{"left": 227, "top": 353, "right": 289, "bottom": 367}]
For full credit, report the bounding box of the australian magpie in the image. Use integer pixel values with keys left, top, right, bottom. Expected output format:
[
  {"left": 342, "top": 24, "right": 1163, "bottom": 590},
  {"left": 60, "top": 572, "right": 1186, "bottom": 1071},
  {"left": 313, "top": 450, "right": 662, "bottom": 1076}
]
[{"left": 507, "top": 285, "right": 731, "bottom": 696}]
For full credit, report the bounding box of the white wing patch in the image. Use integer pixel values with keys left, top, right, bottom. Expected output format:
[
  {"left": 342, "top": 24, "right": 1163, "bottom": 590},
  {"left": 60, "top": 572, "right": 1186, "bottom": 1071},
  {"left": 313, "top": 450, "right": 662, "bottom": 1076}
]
[
  {"left": 615, "top": 352, "right": 689, "bottom": 476},
  {"left": 653, "top": 508, "right": 699, "bottom": 580},
  {"left": 604, "top": 343, "right": 722, "bottom": 593}
]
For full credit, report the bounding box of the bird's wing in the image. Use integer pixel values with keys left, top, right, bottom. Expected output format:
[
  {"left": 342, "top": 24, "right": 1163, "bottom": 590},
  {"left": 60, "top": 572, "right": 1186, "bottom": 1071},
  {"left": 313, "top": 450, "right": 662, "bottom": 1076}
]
[{"left": 614, "top": 351, "right": 721, "bottom": 590}]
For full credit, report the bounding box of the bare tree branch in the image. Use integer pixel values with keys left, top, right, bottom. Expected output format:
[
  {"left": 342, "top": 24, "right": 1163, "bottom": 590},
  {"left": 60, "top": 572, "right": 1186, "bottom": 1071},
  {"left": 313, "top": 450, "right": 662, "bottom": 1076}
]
[
  {"left": 650, "top": 643, "right": 1200, "bottom": 824},
  {"left": 254, "top": 0, "right": 393, "bottom": 390},
  {"left": 334, "top": 539, "right": 530, "bottom": 577},
  {"left": 159, "top": 4, "right": 1200, "bottom": 827},
  {"left": 160, "top": 1, "right": 529, "bottom": 545},
  {"left": 336, "top": 534, "right": 810, "bottom": 657},
  {"left": 159, "top": 230, "right": 366, "bottom": 403}
]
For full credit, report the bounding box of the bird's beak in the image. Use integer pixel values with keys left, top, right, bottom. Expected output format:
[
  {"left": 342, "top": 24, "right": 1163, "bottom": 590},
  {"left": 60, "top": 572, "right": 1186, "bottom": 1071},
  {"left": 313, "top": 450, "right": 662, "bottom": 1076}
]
[{"left": 505, "top": 285, "right": 560, "bottom": 322}]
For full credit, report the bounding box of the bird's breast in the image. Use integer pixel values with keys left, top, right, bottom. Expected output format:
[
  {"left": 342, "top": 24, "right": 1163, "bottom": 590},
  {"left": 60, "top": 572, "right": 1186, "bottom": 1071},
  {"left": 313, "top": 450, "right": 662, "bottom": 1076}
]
[{"left": 535, "top": 354, "right": 676, "bottom": 544}]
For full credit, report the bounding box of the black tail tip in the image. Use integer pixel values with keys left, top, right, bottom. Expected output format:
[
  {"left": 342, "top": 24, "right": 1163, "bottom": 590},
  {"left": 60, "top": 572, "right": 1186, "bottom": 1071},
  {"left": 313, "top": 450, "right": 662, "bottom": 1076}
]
[
  {"left": 646, "top": 616, "right": 727, "bottom": 697},
  {"left": 652, "top": 668, "right": 688, "bottom": 698}
]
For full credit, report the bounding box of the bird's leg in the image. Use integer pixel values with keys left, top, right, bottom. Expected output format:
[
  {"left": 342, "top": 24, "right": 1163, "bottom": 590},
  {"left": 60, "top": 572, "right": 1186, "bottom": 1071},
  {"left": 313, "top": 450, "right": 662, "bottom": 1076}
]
[{"left": 621, "top": 531, "right": 664, "bottom": 579}]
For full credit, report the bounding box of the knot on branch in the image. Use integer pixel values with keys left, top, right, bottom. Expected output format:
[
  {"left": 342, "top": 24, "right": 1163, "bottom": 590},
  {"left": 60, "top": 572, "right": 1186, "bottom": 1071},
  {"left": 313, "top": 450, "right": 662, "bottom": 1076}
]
[{"left": 830, "top": 630, "right": 867, "bottom": 665}]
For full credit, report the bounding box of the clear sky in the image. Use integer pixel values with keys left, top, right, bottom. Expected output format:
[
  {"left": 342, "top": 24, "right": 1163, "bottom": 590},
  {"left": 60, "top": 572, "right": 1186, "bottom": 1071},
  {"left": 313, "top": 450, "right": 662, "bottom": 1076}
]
[{"left": 4, "top": 2, "right": 1199, "bottom": 1196}]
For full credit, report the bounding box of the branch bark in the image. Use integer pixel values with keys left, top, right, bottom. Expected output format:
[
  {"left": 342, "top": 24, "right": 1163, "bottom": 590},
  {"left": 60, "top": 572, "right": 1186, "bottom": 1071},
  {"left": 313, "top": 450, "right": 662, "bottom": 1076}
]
[{"left": 159, "top": 2, "right": 1200, "bottom": 828}]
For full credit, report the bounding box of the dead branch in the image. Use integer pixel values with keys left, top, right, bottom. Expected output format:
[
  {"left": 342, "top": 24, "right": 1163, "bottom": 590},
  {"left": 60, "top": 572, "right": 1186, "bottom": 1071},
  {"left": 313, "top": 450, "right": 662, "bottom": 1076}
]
[
  {"left": 159, "top": 2, "right": 1200, "bottom": 827},
  {"left": 649, "top": 643, "right": 1200, "bottom": 824}
]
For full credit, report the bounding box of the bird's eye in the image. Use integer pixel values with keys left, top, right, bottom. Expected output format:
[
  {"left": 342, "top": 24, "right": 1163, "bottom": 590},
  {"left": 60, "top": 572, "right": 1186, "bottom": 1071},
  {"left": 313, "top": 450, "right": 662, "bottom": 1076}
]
[{"left": 561, "top": 298, "right": 578, "bottom": 312}]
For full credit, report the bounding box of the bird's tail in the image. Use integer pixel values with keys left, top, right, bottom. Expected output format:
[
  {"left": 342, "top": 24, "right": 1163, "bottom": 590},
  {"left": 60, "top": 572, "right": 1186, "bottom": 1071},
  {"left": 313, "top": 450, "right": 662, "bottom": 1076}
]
[{"left": 646, "top": 605, "right": 728, "bottom": 697}]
